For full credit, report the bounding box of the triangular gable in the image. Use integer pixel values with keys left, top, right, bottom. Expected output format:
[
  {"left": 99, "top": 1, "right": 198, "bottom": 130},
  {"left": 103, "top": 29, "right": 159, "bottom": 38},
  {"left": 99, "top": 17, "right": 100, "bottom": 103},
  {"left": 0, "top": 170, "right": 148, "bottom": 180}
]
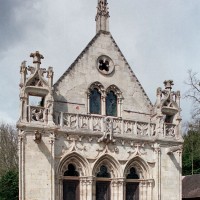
[{"left": 54, "top": 31, "right": 152, "bottom": 107}]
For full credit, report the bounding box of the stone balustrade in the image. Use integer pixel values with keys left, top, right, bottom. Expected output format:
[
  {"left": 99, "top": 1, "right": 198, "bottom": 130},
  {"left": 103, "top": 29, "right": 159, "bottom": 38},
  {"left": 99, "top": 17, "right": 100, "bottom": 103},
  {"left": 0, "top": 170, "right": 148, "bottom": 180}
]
[
  {"left": 27, "top": 109, "right": 178, "bottom": 139},
  {"left": 27, "top": 106, "right": 46, "bottom": 123},
  {"left": 55, "top": 112, "right": 158, "bottom": 138}
]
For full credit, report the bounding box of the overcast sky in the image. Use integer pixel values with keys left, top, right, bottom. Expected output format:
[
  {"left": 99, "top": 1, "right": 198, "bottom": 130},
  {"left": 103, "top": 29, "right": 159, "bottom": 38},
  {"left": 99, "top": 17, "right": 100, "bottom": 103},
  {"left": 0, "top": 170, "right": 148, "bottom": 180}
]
[{"left": 0, "top": 0, "right": 200, "bottom": 125}]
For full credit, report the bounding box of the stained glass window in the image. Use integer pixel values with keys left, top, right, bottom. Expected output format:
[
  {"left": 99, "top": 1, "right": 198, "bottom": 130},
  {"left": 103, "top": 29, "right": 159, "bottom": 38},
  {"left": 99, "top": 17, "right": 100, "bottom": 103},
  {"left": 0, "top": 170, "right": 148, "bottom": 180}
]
[
  {"left": 106, "top": 91, "right": 117, "bottom": 116},
  {"left": 90, "top": 88, "right": 101, "bottom": 114}
]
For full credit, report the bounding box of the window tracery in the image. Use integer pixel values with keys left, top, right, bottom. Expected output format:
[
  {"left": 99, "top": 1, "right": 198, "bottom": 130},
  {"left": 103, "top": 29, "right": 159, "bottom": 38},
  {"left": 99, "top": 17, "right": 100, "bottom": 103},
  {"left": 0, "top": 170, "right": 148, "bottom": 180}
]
[
  {"left": 88, "top": 82, "right": 123, "bottom": 117},
  {"left": 97, "top": 55, "right": 115, "bottom": 75}
]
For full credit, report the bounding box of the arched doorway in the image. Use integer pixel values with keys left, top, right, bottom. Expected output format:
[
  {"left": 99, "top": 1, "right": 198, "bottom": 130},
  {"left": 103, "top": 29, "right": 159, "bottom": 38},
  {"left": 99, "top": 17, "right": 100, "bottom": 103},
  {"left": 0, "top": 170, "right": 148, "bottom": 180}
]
[{"left": 63, "top": 164, "right": 80, "bottom": 200}]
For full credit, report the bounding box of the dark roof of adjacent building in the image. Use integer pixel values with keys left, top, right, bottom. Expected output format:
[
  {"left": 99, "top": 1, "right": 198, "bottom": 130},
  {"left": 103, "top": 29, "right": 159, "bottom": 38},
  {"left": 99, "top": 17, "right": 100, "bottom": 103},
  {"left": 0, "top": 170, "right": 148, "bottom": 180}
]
[{"left": 183, "top": 174, "right": 200, "bottom": 199}]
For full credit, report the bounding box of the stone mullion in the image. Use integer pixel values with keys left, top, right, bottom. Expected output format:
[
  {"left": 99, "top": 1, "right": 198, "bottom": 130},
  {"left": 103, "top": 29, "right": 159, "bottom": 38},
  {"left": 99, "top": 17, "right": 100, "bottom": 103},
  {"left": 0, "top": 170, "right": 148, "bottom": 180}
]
[
  {"left": 80, "top": 177, "right": 94, "bottom": 200},
  {"left": 111, "top": 178, "right": 125, "bottom": 200},
  {"left": 80, "top": 177, "right": 86, "bottom": 200},
  {"left": 117, "top": 98, "right": 122, "bottom": 118},
  {"left": 86, "top": 177, "right": 94, "bottom": 200},
  {"left": 87, "top": 94, "right": 90, "bottom": 114},
  {"left": 140, "top": 182, "right": 144, "bottom": 200},
  {"left": 102, "top": 95, "right": 106, "bottom": 115},
  {"left": 117, "top": 178, "right": 125, "bottom": 200},
  {"left": 111, "top": 180, "right": 117, "bottom": 200}
]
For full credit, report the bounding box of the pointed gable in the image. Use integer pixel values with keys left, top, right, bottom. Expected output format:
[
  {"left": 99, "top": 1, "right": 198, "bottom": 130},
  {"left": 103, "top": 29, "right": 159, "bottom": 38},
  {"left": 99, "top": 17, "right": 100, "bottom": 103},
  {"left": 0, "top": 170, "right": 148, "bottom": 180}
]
[{"left": 54, "top": 31, "right": 152, "bottom": 121}]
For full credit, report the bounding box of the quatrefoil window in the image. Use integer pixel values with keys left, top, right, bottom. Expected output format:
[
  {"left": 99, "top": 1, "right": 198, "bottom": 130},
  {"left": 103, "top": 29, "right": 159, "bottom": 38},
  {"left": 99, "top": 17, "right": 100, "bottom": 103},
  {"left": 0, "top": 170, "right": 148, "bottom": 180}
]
[{"left": 97, "top": 55, "right": 115, "bottom": 75}]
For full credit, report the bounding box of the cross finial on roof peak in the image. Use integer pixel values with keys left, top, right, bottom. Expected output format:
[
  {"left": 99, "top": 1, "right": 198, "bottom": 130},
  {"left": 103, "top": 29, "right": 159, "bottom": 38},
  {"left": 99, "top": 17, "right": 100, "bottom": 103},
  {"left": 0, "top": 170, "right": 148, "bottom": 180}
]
[{"left": 96, "top": 0, "right": 110, "bottom": 33}]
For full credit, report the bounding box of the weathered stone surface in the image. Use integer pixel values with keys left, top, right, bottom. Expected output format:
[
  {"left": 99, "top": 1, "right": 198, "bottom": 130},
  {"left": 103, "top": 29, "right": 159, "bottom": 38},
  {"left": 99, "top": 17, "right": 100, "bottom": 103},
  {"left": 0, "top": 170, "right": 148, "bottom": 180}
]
[{"left": 17, "top": 1, "right": 183, "bottom": 200}]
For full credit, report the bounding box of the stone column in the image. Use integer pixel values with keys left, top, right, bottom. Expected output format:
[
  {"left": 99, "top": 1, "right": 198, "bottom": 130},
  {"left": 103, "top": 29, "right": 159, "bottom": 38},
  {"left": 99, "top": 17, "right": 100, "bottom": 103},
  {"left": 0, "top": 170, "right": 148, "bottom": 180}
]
[
  {"left": 111, "top": 179, "right": 118, "bottom": 200},
  {"left": 102, "top": 95, "right": 106, "bottom": 115},
  {"left": 86, "top": 177, "right": 94, "bottom": 200},
  {"left": 147, "top": 180, "right": 153, "bottom": 200},
  {"left": 178, "top": 150, "right": 182, "bottom": 200},
  {"left": 111, "top": 178, "right": 125, "bottom": 200},
  {"left": 18, "top": 130, "right": 25, "bottom": 200},
  {"left": 153, "top": 143, "right": 161, "bottom": 200},
  {"left": 80, "top": 177, "right": 94, "bottom": 200},
  {"left": 49, "top": 133, "right": 56, "bottom": 200}
]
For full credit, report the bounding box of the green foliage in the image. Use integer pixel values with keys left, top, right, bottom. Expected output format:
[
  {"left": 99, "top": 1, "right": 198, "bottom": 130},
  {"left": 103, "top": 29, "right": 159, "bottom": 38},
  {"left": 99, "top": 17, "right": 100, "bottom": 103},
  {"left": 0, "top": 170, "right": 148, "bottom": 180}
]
[
  {"left": 0, "top": 170, "right": 18, "bottom": 200},
  {"left": 0, "top": 123, "right": 18, "bottom": 176},
  {"left": 182, "top": 129, "right": 200, "bottom": 175}
]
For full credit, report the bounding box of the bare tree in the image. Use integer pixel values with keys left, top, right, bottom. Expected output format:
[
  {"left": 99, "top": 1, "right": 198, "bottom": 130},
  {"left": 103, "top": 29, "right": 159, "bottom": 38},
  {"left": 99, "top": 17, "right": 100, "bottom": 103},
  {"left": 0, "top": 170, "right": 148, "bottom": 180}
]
[
  {"left": 184, "top": 70, "right": 200, "bottom": 120},
  {"left": 0, "top": 123, "right": 18, "bottom": 176}
]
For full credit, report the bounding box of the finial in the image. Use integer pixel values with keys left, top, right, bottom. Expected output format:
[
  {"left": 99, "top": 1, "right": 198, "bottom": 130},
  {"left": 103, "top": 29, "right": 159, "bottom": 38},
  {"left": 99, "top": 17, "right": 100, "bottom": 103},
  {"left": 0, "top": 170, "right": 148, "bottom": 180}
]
[
  {"left": 95, "top": 0, "right": 110, "bottom": 33},
  {"left": 30, "top": 51, "right": 44, "bottom": 64},
  {"left": 164, "top": 80, "right": 174, "bottom": 91},
  {"left": 30, "top": 51, "right": 44, "bottom": 69}
]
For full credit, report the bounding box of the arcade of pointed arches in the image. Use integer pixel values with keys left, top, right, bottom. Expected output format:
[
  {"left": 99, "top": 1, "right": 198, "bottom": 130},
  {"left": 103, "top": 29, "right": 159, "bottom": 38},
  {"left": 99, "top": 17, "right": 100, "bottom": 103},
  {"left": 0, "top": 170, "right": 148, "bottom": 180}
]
[{"left": 57, "top": 152, "right": 154, "bottom": 200}]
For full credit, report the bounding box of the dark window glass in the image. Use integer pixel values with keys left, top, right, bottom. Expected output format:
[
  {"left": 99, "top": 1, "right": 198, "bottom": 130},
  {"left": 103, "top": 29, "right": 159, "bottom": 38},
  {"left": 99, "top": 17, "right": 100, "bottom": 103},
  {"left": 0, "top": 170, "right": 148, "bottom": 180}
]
[
  {"left": 96, "top": 181, "right": 110, "bottom": 200},
  {"left": 90, "top": 88, "right": 101, "bottom": 114},
  {"left": 126, "top": 182, "right": 139, "bottom": 200},
  {"left": 97, "top": 165, "right": 111, "bottom": 178},
  {"left": 63, "top": 180, "right": 79, "bottom": 200},
  {"left": 64, "top": 164, "right": 79, "bottom": 177},
  {"left": 106, "top": 91, "right": 117, "bottom": 116},
  {"left": 126, "top": 167, "right": 139, "bottom": 179}
]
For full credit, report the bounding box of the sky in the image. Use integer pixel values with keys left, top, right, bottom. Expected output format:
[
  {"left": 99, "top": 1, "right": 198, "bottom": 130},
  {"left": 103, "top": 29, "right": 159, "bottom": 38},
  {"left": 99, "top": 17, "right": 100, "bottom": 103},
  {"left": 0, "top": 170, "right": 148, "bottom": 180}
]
[{"left": 0, "top": 0, "right": 200, "bottom": 125}]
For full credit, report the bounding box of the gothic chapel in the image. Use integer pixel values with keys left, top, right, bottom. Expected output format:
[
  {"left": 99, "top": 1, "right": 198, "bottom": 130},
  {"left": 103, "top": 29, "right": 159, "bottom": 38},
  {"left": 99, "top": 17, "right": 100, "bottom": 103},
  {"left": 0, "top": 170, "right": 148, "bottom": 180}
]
[{"left": 17, "top": 1, "right": 183, "bottom": 200}]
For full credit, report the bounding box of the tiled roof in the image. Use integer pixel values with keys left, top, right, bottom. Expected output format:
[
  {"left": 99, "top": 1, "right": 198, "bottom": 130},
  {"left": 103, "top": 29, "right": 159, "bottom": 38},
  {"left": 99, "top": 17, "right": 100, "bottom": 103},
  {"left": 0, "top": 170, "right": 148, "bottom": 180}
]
[{"left": 183, "top": 175, "right": 200, "bottom": 198}]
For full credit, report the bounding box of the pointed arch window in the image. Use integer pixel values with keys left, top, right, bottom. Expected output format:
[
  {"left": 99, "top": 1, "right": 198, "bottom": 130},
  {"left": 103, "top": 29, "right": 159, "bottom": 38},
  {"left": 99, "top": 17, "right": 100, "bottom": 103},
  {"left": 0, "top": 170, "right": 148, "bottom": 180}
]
[
  {"left": 88, "top": 82, "right": 104, "bottom": 115},
  {"left": 126, "top": 167, "right": 139, "bottom": 200},
  {"left": 90, "top": 88, "right": 101, "bottom": 114},
  {"left": 96, "top": 165, "right": 111, "bottom": 200},
  {"left": 106, "top": 91, "right": 117, "bottom": 117},
  {"left": 63, "top": 164, "right": 80, "bottom": 200}
]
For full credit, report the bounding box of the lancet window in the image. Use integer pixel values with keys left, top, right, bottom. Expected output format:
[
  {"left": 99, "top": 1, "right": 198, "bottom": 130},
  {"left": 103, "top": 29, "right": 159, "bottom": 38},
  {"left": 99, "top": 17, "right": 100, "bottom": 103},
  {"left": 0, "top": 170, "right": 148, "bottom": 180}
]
[
  {"left": 88, "top": 82, "right": 104, "bottom": 115},
  {"left": 63, "top": 164, "right": 80, "bottom": 200},
  {"left": 126, "top": 167, "right": 140, "bottom": 200},
  {"left": 96, "top": 165, "right": 111, "bottom": 200},
  {"left": 90, "top": 88, "right": 101, "bottom": 114},
  {"left": 106, "top": 91, "right": 117, "bottom": 116},
  {"left": 106, "top": 85, "right": 123, "bottom": 117}
]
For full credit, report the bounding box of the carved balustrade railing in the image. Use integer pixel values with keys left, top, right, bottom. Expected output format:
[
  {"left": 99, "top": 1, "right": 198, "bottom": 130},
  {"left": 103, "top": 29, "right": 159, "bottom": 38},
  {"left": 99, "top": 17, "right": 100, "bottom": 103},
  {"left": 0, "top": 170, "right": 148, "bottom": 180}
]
[
  {"left": 54, "top": 112, "right": 158, "bottom": 138},
  {"left": 27, "top": 106, "right": 47, "bottom": 123},
  {"left": 163, "top": 123, "right": 176, "bottom": 138}
]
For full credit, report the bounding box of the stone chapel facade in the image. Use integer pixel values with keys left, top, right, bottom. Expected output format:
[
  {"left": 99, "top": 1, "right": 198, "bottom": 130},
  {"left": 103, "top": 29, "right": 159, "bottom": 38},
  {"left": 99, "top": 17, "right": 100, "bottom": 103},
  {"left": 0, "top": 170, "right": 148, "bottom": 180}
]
[{"left": 17, "top": 1, "right": 183, "bottom": 200}]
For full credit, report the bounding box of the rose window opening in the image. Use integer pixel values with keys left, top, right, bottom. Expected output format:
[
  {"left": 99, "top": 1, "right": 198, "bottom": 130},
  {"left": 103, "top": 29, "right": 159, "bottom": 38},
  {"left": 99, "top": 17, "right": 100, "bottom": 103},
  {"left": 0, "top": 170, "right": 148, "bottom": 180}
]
[{"left": 97, "top": 55, "right": 115, "bottom": 75}]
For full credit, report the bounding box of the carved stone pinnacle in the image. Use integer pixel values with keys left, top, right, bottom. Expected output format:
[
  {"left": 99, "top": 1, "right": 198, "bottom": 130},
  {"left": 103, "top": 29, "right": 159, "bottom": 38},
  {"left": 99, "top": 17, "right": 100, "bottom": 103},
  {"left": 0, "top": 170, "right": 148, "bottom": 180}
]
[{"left": 30, "top": 51, "right": 44, "bottom": 64}]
